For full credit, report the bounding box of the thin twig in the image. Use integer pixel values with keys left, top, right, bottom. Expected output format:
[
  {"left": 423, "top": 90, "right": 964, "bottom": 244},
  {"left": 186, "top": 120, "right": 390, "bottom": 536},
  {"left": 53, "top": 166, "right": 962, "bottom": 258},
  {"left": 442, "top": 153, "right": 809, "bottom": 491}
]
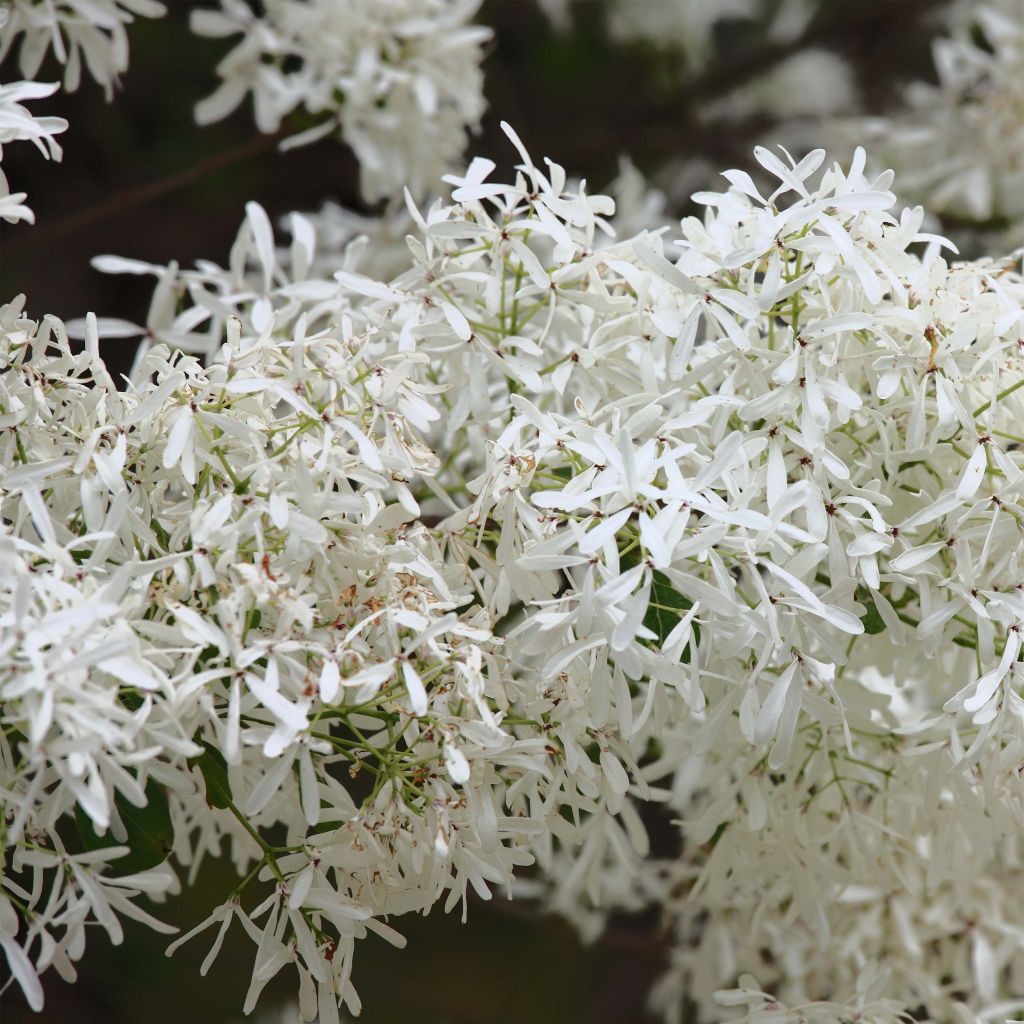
[{"left": 5, "top": 132, "right": 282, "bottom": 254}]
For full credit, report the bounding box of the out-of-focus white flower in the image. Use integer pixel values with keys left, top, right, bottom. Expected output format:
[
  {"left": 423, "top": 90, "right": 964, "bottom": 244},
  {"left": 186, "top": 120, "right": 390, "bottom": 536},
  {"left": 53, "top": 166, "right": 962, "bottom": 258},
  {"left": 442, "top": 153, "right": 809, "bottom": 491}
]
[
  {"left": 606, "top": 0, "right": 758, "bottom": 67},
  {"left": 706, "top": 972, "right": 912, "bottom": 1024},
  {"left": 0, "top": 0, "right": 166, "bottom": 98},
  {"left": 190, "top": 0, "right": 491, "bottom": 201},
  {"left": 701, "top": 49, "right": 857, "bottom": 123},
  {"left": 832, "top": 1, "right": 1024, "bottom": 248},
  {"left": 290, "top": 199, "right": 418, "bottom": 282},
  {"left": 534, "top": 0, "right": 572, "bottom": 31}
]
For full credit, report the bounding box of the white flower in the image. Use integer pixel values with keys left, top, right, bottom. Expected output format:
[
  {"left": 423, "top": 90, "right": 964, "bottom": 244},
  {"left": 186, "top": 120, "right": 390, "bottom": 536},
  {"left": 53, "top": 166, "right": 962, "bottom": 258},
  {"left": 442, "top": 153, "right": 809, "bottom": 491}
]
[
  {"left": 831, "top": 2, "right": 1024, "bottom": 248},
  {"left": 190, "top": 0, "right": 491, "bottom": 201},
  {"left": 606, "top": 0, "right": 759, "bottom": 68},
  {"left": 0, "top": 0, "right": 166, "bottom": 98},
  {"left": 0, "top": 79, "right": 67, "bottom": 224},
  {"left": 8, "top": 119, "right": 1024, "bottom": 1024}
]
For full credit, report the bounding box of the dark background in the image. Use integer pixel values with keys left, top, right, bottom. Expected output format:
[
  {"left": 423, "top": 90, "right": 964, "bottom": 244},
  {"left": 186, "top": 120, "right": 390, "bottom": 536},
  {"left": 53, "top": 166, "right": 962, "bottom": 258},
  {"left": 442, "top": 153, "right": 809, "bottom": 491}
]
[{"left": 0, "top": 2, "right": 949, "bottom": 1021}]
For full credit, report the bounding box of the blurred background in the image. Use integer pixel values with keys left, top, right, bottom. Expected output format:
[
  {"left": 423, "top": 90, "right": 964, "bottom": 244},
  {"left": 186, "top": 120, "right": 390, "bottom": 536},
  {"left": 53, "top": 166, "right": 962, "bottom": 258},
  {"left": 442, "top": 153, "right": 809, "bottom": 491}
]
[{"left": 0, "top": 0, "right": 1014, "bottom": 1020}]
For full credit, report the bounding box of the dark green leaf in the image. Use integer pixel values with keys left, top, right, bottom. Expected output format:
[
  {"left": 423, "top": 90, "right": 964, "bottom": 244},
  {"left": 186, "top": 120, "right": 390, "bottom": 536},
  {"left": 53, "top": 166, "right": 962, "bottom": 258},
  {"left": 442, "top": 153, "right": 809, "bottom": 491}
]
[
  {"left": 192, "top": 741, "right": 232, "bottom": 810},
  {"left": 707, "top": 821, "right": 728, "bottom": 849},
  {"left": 617, "top": 547, "right": 699, "bottom": 659},
  {"left": 856, "top": 586, "right": 887, "bottom": 635},
  {"left": 75, "top": 778, "right": 174, "bottom": 874},
  {"left": 644, "top": 570, "right": 699, "bottom": 658},
  {"left": 119, "top": 690, "right": 145, "bottom": 712},
  {"left": 307, "top": 819, "right": 346, "bottom": 836}
]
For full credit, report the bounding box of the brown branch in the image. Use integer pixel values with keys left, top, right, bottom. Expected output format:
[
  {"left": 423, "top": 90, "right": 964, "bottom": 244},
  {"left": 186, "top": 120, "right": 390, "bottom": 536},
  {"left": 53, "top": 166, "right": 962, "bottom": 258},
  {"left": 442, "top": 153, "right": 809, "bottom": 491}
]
[{"left": 4, "top": 131, "right": 282, "bottom": 255}]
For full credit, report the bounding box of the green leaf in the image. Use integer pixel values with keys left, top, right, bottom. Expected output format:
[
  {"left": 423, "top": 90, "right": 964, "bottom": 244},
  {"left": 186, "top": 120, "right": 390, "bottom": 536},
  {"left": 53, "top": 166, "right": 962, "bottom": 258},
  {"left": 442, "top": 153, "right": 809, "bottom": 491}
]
[
  {"left": 75, "top": 778, "right": 174, "bottom": 874},
  {"left": 307, "top": 819, "right": 346, "bottom": 836},
  {"left": 119, "top": 690, "right": 145, "bottom": 712},
  {"left": 707, "top": 821, "right": 728, "bottom": 849},
  {"left": 856, "top": 586, "right": 887, "bottom": 635},
  {"left": 196, "top": 643, "right": 222, "bottom": 667},
  {"left": 192, "top": 741, "right": 233, "bottom": 810},
  {"left": 618, "top": 547, "right": 700, "bottom": 659},
  {"left": 644, "top": 569, "right": 699, "bottom": 658}
]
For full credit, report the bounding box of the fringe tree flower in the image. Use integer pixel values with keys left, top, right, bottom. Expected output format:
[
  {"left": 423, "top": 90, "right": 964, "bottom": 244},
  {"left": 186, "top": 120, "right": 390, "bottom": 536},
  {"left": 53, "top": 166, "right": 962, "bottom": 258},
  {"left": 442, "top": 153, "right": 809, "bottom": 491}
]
[
  {"left": 5, "top": 130, "right": 1024, "bottom": 1024},
  {"left": 0, "top": 0, "right": 166, "bottom": 98},
  {"left": 190, "top": 0, "right": 491, "bottom": 202}
]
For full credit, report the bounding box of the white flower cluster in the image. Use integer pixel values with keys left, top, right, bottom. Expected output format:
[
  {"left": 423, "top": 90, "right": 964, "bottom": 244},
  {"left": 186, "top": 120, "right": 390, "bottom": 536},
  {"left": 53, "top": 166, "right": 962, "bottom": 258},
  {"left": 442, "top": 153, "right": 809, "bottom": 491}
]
[
  {"left": 0, "top": 0, "right": 162, "bottom": 226},
  {"left": 190, "top": 0, "right": 491, "bottom": 202},
  {"left": 701, "top": 48, "right": 856, "bottom": 125},
  {"left": 0, "top": 0, "right": 166, "bottom": 98},
  {"left": 842, "top": 1, "right": 1024, "bottom": 247},
  {"left": 0, "top": 78, "right": 66, "bottom": 223},
  {"left": 6, "top": 99, "right": 1024, "bottom": 1024},
  {"left": 0, "top": 248, "right": 548, "bottom": 1016},
  {"left": 375, "top": 135, "right": 1024, "bottom": 1024}
]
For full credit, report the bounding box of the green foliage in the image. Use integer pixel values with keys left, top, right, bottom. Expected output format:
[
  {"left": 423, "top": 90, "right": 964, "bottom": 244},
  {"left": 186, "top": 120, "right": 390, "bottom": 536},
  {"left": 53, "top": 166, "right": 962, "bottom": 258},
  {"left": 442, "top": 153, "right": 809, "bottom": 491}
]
[
  {"left": 856, "top": 585, "right": 887, "bottom": 635},
  {"left": 645, "top": 569, "right": 698, "bottom": 656},
  {"left": 75, "top": 779, "right": 174, "bottom": 874},
  {"left": 621, "top": 544, "right": 700, "bottom": 657},
  {"left": 191, "top": 741, "right": 233, "bottom": 810}
]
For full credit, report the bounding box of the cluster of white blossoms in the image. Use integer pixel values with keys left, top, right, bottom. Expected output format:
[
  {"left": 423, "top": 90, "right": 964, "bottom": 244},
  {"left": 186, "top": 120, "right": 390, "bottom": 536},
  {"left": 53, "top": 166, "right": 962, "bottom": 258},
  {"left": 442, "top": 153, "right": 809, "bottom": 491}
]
[
  {"left": 394, "top": 136, "right": 1024, "bottom": 1024},
  {"left": 5, "top": 117, "right": 1024, "bottom": 1024},
  {"left": 0, "top": 0, "right": 164, "bottom": 226},
  {"left": 0, "top": 0, "right": 165, "bottom": 98},
  {"left": 709, "top": 975, "right": 912, "bottom": 1024},
  {"left": 0, "top": 261, "right": 545, "bottom": 1017},
  {"left": 838, "top": 0, "right": 1024, "bottom": 248},
  {"left": 5, "top": 1, "right": 1024, "bottom": 1020},
  {"left": 189, "top": 0, "right": 491, "bottom": 202}
]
